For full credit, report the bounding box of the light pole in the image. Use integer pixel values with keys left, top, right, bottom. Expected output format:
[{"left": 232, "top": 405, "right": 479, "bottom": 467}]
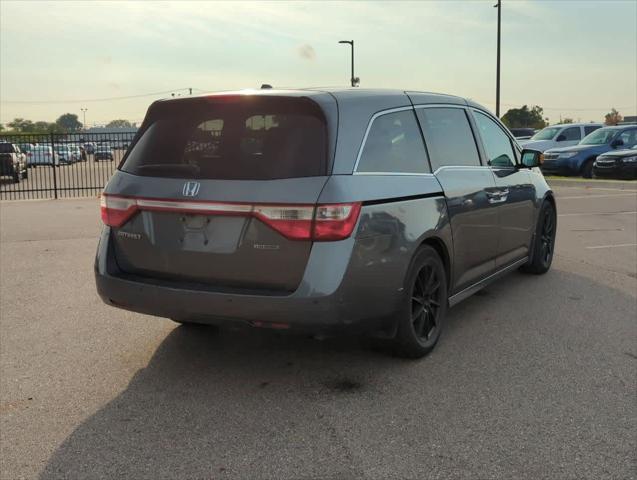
[
  {"left": 81, "top": 108, "right": 88, "bottom": 130},
  {"left": 338, "top": 40, "right": 359, "bottom": 87},
  {"left": 494, "top": 0, "right": 501, "bottom": 117}
]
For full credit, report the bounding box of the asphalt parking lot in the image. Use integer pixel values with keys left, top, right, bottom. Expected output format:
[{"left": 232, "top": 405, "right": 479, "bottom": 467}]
[{"left": 0, "top": 181, "right": 635, "bottom": 479}]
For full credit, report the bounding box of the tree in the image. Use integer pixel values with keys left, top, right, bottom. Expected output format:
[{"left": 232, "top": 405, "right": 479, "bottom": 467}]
[
  {"left": 500, "top": 105, "right": 547, "bottom": 129},
  {"left": 8, "top": 118, "right": 34, "bottom": 132},
  {"left": 55, "top": 113, "right": 82, "bottom": 132},
  {"left": 561, "top": 118, "right": 574, "bottom": 124},
  {"left": 604, "top": 108, "right": 622, "bottom": 126},
  {"left": 106, "top": 119, "right": 133, "bottom": 129}
]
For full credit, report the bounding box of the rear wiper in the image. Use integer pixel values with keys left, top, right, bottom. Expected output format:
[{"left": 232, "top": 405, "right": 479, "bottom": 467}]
[{"left": 136, "top": 164, "right": 200, "bottom": 176}]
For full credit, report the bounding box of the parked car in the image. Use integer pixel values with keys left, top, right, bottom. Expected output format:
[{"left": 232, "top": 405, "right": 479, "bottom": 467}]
[
  {"left": 543, "top": 125, "right": 637, "bottom": 178},
  {"left": 593, "top": 148, "right": 637, "bottom": 179},
  {"left": 519, "top": 123, "right": 603, "bottom": 152},
  {"left": 17, "top": 143, "right": 34, "bottom": 156},
  {"left": 27, "top": 145, "right": 59, "bottom": 166},
  {"left": 96, "top": 89, "right": 556, "bottom": 358},
  {"left": 0, "top": 142, "right": 28, "bottom": 182},
  {"left": 94, "top": 146, "right": 114, "bottom": 161},
  {"left": 54, "top": 145, "right": 75, "bottom": 164},
  {"left": 509, "top": 127, "right": 535, "bottom": 140},
  {"left": 84, "top": 142, "right": 96, "bottom": 154},
  {"left": 68, "top": 145, "right": 83, "bottom": 162}
]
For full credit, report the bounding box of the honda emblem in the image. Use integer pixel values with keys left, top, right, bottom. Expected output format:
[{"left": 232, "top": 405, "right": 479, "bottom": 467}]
[{"left": 182, "top": 181, "right": 200, "bottom": 197}]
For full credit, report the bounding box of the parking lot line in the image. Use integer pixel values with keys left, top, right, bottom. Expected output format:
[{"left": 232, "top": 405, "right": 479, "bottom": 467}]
[
  {"left": 585, "top": 243, "right": 637, "bottom": 250},
  {"left": 558, "top": 193, "right": 637, "bottom": 200},
  {"left": 558, "top": 211, "right": 637, "bottom": 217}
]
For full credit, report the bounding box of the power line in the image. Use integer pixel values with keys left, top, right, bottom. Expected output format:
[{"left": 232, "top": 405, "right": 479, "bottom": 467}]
[{"left": 1, "top": 88, "right": 201, "bottom": 105}]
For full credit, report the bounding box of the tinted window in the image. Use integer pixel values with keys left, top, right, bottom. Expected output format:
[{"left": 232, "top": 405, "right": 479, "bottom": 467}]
[
  {"left": 416, "top": 108, "right": 480, "bottom": 169},
  {"left": 0, "top": 143, "right": 15, "bottom": 154},
  {"left": 560, "top": 127, "right": 581, "bottom": 141},
  {"left": 356, "top": 110, "right": 428, "bottom": 173},
  {"left": 473, "top": 112, "right": 516, "bottom": 167},
  {"left": 618, "top": 129, "right": 637, "bottom": 147},
  {"left": 121, "top": 97, "right": 327, "bottom": 180},
  {"left": 584, "top": 125, "right": 601, "bottom": 136}
]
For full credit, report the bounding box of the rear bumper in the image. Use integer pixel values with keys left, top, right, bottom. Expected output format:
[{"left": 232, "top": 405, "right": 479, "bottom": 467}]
[{"left": 95, "top": 227, "right": 401, "bottom": 333}]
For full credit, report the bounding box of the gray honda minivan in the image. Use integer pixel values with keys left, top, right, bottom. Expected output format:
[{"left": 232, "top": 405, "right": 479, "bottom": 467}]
[{"left": 95, "top": 88, "right": 556, "bottom": 358}]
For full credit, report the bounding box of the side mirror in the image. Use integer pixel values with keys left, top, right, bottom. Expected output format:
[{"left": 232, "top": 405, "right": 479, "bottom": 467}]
[
  {"left": 556, "top": 134, "right": 566, "bottom": 141},
  {"left": 521, "top": 149, "right": 543, "bottom": 168},
  {"left": 611, "top": 139, "right": 624, "bottom": 148}
]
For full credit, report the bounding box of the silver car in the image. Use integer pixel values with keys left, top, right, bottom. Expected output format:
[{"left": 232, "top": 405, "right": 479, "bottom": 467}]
[{"left": 95, "top": 89, "right": 556, "bottom": 358}]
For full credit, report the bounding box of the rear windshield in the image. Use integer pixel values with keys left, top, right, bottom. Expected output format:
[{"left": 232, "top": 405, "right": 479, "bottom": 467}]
[{"left": 120, "top": 96, "right": 328, "bottom": 180}]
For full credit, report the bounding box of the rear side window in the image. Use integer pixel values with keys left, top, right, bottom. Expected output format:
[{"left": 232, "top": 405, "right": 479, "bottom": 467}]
[
  {"left": 560, "top": 127, "right": 581, "bottom": 141},
  {"left": 121, "top": 97, "right": 327, "bottom": 180},
  {"left": 584, "top": 125, "right": 601, "bottom": 136},
  {"left": 356, "top": 110, "right": 429, "bottom": 173},
  {"left": 416, "top": 108, "right": 481, "bottom": 169}
]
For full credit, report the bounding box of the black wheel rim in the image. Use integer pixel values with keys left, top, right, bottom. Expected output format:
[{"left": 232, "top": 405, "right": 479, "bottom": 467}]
[
  {"left": 539, "top": 208, "right": 555, "bottom": 265},
  {"left": 411, "top": 263, "right": 442, "bottom": 341}
]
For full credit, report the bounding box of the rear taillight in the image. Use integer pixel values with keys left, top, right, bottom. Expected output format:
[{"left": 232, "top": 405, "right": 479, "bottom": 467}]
[
  {"left": 100, "top": 195, "right": 361, "bottom": 241},
  {"left": 253, "top": 205, "right": 314, "bottom": 240},
  {"left": 100, "top": 195, "right": 138, "bottom": 227},
  {"left": 312, "top": 203, "right": 362, "bottom": 240}
]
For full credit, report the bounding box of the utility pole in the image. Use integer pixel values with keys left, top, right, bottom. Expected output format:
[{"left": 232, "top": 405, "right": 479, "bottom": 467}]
[
  {"left": 189, "top": 87, "right": 192, "bottom": 95},
  {"left": 81, "top": 108, "right": 88, "bottom": 130},
  {"left": 338, "top": 40, "right": 359, "bottom": 87},
  {"left": 494, "top": 0, "right": 501, "bottom": 118}
]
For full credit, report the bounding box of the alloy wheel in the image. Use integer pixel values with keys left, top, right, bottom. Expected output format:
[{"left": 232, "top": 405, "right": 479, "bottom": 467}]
[{"left": 411, "top": 263, "right": 443, "bottom": 341}]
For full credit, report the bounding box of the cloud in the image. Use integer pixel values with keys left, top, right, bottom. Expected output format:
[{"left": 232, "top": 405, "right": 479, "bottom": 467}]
[{"left": 298, "top": 44, "right": 316, "bottom": 61}]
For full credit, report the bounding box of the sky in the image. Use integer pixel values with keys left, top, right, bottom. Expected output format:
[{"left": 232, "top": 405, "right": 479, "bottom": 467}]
[{"left": 1, "top": 0, "right": 636, "bottom": 127}]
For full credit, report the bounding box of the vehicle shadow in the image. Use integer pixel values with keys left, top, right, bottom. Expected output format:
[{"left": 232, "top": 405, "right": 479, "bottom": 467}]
[
  {"left": 39, "top": 325, "right": 404, "bottom": 480},
  {"left": 39, "top": 267, "right": 636, "bottom": 480}
]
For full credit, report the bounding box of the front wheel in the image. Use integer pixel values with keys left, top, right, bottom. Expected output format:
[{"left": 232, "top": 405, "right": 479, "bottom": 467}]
[
  {"left": 581, "top": 159, "right": 594, "bottom": 178},
  {"left": 390, "top": 245, "right": 448, "bottom": 359},
  {"left": 521, "top": 201, "right": 556, "bottom": 275}
]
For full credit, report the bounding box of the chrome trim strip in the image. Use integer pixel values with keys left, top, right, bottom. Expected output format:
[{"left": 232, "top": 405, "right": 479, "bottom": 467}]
[
  {"left": 413, "top": 104, "right": 468, "bottom": 110},
  {"left": 136, "top": 199, "right": 253, "bottom": 213},
  {"left": 352, "top": 172, "right": 434, "bottom": 177},
  {"left": 352, "top": 106, "right": 417, "bottom": 173},
  {"left": 448, "top": 256, "right": 529, "bottom": 307}
]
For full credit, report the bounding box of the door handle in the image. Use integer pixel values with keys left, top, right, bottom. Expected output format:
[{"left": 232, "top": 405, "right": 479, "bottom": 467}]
[{"left": 486, "top": 190, "right": 508, "bottom": 204}]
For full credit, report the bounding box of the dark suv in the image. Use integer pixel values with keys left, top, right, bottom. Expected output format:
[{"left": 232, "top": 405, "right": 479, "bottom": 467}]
[{"left": 95, "top": 89, "right": 556, "bottom": 358}]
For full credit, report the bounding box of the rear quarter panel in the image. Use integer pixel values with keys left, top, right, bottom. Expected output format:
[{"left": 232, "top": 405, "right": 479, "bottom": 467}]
[{"left": 318, "top": 174, "right": 452, "bottom": 319}]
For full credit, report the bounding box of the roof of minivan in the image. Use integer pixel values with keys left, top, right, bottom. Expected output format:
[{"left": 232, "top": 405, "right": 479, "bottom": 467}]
[{"left": 157, "top": 87, "right": 477, "bottom": 107}]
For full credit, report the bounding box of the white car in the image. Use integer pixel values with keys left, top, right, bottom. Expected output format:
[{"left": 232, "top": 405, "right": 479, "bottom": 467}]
[
  {"left": 519, "top": 123, "right": 603, "bottom": 152},
  {"left": 27, "top": 146, "right": 60, "bottom": 166}
]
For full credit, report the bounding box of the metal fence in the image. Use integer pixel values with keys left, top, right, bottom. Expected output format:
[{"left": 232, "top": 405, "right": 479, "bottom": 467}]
[{"left": 0, "top": 132, "right": 136, "bottom": 200}]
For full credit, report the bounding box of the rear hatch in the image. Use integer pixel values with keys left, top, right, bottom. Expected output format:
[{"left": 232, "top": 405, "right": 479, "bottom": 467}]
[{"left": 103, "top": 93, "right": 348, "bottom": 293}]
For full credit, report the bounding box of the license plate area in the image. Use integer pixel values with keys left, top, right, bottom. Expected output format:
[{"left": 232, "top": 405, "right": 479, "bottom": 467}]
[{"left": 179, "top": 214, "right": 246, "bottom": 253}]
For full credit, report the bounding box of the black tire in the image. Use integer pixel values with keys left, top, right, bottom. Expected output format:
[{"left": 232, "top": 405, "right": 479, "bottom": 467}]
[
  {"left": 390, "top": 245, "right": 448, "bottom": 359},
  {"left": 581, "top": 158, "right": 594, "bottom": 178},
  {"left": 521, "top": 201, "right": 556, "bottom": 275}
]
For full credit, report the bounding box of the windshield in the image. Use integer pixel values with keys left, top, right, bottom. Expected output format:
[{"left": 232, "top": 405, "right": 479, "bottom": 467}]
[
  {"left": 530, "top": 127, "right": 560, "bottom": 141},
  {"left": 580, "top": 128, "right": 617, "bottom": 145}
]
